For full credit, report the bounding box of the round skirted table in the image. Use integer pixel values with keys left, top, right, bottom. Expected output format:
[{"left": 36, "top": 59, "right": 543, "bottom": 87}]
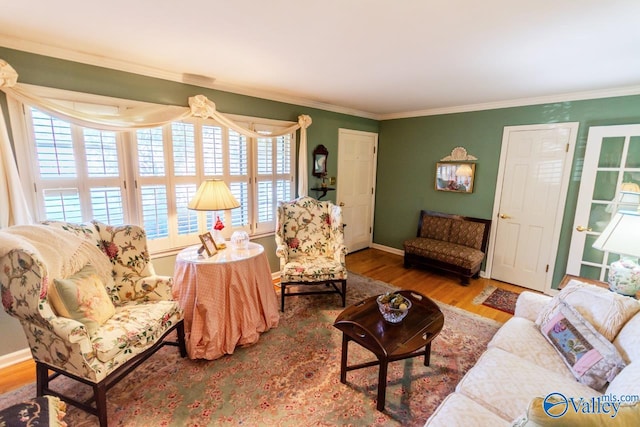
[{"left": 172, "top": 242, "right": 280, "bottom": 360}]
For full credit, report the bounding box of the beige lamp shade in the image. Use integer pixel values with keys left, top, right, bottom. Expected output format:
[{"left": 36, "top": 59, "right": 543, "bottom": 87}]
[
  {"left": 188, "top": 179, "right": 240, "bottom": 211},
  {"left": 592, "top": 211, "right": 640, "bottom": 258}
]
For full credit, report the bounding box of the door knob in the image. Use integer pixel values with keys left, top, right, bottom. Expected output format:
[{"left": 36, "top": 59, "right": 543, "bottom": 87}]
[
  {"left": 499, "top": 213, "right": 511, "bottom": 219},
  {"left": 576, "top": 225, "right": 592, "bottom": 232},
  {"left": 339, "top": 202, "right": 345, "bottom": 206}
]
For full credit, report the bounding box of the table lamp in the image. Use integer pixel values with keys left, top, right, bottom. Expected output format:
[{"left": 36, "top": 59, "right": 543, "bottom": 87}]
[
  {"left": 188, "top": 179, "right": 240, "bottom": 249},
  {"left": 592, "top": 209, "right": 640, "bottom": 296}
]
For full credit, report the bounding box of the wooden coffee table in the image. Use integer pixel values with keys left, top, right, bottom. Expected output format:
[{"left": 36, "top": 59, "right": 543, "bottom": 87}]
[{"left": 333, "top": 290, "right": 444, "bottom": 411}]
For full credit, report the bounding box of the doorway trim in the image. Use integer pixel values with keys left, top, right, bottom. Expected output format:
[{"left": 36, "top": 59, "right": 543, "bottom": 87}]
[
  {"left": 337, "top": 128, "right": 378, "bottom": 252},
  {"left": 485, "top": 122, "right": 579, "bottom": 293}
]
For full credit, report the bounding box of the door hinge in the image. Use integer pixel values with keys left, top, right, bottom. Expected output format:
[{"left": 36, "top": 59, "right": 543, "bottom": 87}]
[
  {"left": 371, "top": 187, "right": 374, "bottom": 194},
  {"left": 373, "top": 146, "right": 376, "bottom": 154},
  {"left": 33, "top": 183, "right": 37, "bottom": 193},
  {"left": 565, "top": 143, "right": 569, "bottom": 153},
  {"left": 369, "top": 226, "right": 372, "bottom": 233},
  {"left": 123, "top": 181, "right": 127, "bottom": 190},
  {"left": 134, "top": 179, "right": 138, "bottom": 189},
  {"left": 545, "top": 264, "right": 549, "bottom": 273}
]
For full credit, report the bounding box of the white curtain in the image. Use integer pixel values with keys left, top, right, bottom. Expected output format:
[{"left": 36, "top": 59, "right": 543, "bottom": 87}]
[
  {"left": 0, "top": 60, "right": 31, "bottom": 227},
  {"left": 0, "top": 59, "right": 313, "bottom": 225}
]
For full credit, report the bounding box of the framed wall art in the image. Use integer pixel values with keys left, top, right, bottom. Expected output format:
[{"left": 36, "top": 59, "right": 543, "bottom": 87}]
[{"left": 435, "top": 162, "right": 476, "bottom": 193}]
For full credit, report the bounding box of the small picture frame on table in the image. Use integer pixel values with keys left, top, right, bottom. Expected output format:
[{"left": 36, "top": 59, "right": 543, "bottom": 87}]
[{"left": 198, "top": 232, "right": 218, "bottom": 257}]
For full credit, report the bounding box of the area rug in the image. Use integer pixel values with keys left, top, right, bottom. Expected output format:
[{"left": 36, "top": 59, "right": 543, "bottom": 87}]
[
  {"left": 0, "top": 273, "right": 501, "bottom": 426},
  {"left": 472, "top": 285, "right": 519, "bottom": 315}
]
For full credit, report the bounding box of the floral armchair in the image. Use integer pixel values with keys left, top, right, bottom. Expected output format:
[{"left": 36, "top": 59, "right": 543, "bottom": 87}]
[
  {"left": 275, "top": 196, "right": 347, "bottom": 311},
  {"left": 0, "top": 221, "right": 186, "bottom": 427}
]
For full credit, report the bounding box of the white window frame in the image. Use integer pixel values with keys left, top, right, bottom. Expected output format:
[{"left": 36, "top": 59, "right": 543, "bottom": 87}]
[{"left": 8, "top": 85, "right": 296, "bottom": 254}]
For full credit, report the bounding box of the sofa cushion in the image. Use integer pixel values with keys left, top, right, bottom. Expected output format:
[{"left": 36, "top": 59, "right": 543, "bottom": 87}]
[
  {"left": 540, "top": 302, "right": 626, "bottom": 391},
  {"left": 281, "top": 256, "right": 346, "bottom": 282},
  {"left": 487, "top": 317, "right": 574, "bottom": 379},
  {"left": 49, "top": 264, "right": 115, "bottom": 334},
  {"left": 447, "top": 219, "right": 486, "bottom": 250},
  {"left": 606, "top": 362, "right": 640, "bottom": 397},
  {"left": 403, "top": 238, "right": 485, "bottom": 270},
  {"left": 455, "top": 347, "right": 601, "bottom": 421},
  {"left": 613, "top": 313, "right": 640, "bottom": 364},
  {"left": 419, "top": 215, "right": 452, "bottom": 240},
  {"left": 536, "top": 279, "right": 640, "bottom": 342},
  {"left": 514, "top": 395, "right": 640, "bottom": 426},
  {"left": 92, "top": 300, "right": 182, "bottom": 362},
  {"left": 425, "top": 392, "right": 512, "bottom": 426}
]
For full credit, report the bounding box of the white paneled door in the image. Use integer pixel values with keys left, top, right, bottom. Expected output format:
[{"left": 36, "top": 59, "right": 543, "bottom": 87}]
[
  {"left": 337, "top": 129, "right": 378, "bottom": 253},
  {"left": 567, "top": 124, "right": 640, "bottom": 281},
  {"left": 489, "top": 123, "right": 578, "bottom": 292}
]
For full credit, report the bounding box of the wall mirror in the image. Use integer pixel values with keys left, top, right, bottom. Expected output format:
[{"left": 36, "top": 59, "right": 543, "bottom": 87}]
[
  {"left": 312, "top": 144, "right": 328, "bottom": 177},
  {"left": 435, "top": 162, "right": 476, "bottom": 193}
]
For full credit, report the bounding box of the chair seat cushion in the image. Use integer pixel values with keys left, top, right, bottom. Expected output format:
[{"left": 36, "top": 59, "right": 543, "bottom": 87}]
[
  {"left": 281, "top": 256, "right": 346, "bottom": 282},
  {"left": 403, "top": 237, "right": 485, "bottom": 270},
  {"left": 92, "top": 300, "right": 182, "bottom": 363}
]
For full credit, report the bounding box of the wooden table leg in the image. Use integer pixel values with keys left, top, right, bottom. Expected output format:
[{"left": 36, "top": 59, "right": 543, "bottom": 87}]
[
  {"left": 376, "top": 358, "right": 388, "bottom": 411},
  {"left": 340, "top": 334, "right": 349, "bottom": 384},
  {"left": 424, "top": 342, "right": 432, "bottom": 366}
]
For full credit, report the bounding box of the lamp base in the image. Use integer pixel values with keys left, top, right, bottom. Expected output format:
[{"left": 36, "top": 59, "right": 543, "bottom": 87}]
[{"left": 608, "top": 257, "right": 640, "bottom": 297}]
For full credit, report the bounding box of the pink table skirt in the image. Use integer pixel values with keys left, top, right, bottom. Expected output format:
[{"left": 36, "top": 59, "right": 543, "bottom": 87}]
[{"left": 173, "top": 248, "right": 280, "bottom": 360}]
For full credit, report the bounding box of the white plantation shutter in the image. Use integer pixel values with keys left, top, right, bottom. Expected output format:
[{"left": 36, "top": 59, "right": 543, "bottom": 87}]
[
  {"left": 29, "top": 107, "right": 127, "bottom": 224},
  {"left": 203, "top": 125, "right": 223, "bottom": 176},
  {"left": 22, "top": 96, "right": 295, "bottom": 252},
  {"left": 175, "top": 183, "right": 199, "bottom": 235},
  {"left": 226, "top": 129, "right": 250, "bottom": 231},
  {"left": 254, "top": 132, "right": 294, "bottom": 233},
  {"left": 136, "top": 127, "right": 169, "bottom": 246},
  {"left": 172, "top": 122, "right": 196, "bottom": 176}
]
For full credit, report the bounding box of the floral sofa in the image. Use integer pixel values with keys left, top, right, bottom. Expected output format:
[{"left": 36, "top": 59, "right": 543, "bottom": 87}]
[
  {"left": 0, "top": 221, "right": 186, "bottom": 427},
  {"left": 275, "top": 196, "right": 347, "bottom": 311},
  {"left": 425, "top": 277, "right": 640, "bottom": 426},
  {"left": 404, "top": 210, "right": 491, "bottom": 284}
]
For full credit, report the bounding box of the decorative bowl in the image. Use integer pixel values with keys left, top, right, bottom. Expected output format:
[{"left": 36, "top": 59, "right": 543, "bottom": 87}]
[{"left": 376, "top": 293, "right": 412, "bottom": 323}]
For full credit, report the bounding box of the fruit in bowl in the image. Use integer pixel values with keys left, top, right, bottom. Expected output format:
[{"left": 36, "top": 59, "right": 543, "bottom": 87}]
[{"left": 376, "top": 292, "right": 412, "bottom": 323}]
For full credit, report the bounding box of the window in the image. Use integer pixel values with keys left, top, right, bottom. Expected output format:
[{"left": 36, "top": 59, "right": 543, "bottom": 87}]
[{"left": 17, "top": 93, "right": 295, "bottom": 253}]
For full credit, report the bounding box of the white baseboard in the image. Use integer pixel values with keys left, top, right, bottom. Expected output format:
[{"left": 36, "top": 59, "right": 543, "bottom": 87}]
[
  {"left": 369, "top": 243, "right": 404, "bottom": 256},
  {"left": 0, "top": 348, "right": 32, "bottom": 370}
]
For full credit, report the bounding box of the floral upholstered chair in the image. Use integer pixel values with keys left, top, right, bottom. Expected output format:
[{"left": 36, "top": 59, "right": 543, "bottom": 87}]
[
  {"left": 0, "top": 221, "right": 185, "bottom": 427},
  {"left": 275, "top": 196, "right": 347, "bottom": 311}
]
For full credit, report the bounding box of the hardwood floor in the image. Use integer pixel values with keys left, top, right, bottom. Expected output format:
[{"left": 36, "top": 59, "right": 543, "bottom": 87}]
[
  {"left": 346, "top": 248, "right": 529, "bottom": 324},
  {"left": 0, "top": 248, "right": 531, "bottom": 395}
]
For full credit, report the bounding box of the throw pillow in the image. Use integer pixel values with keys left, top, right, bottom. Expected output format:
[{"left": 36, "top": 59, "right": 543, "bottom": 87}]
[
  {"left": 48, "top": 264, "right": 115, "bottom": 334},
  {"left": 515, "top": 395, "right": 640, "bottom": 426},
  {"left": 535, "top": 279, "right": 640, "bottom": 342},
  {"left": 540, "top": 301, "right": 626, "bottom": 390}
]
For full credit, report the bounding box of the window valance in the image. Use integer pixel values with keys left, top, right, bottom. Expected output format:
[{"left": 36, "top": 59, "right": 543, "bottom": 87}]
[{"left": 0, "top": 59, "right": 312, "bottom": 227}]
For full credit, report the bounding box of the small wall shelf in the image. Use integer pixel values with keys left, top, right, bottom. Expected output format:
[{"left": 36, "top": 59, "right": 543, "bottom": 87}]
[{"left": 310, "top": 187, "right": 335, "bottom": 200}]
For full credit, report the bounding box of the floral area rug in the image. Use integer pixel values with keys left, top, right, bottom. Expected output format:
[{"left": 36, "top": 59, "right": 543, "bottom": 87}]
[
  {"left": 472, "top": 285, "right": 519, "bottom": 315},
  {"left": 0, "top": 273, "right": 501, "bottom": 426}
]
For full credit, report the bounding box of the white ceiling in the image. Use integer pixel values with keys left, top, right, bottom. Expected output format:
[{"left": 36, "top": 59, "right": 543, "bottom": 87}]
[{"left": 2, "top": 0, "right": 640, "bottom": 119}]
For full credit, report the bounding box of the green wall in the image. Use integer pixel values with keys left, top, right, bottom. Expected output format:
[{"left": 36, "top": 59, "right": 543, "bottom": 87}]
[
  {"left": 0, "top": 46, "right": 378, "bottom": 273},
  {"left": 376, "top": 96, "right": 640, "bottom": 287}
]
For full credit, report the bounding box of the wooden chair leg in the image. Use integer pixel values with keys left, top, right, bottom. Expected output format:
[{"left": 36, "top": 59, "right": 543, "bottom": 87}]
[
  {"left": 36, "top": 363, "right": 48, "bottom": 397},
  {"left": 94, "top": 383, "right": 108, "bottom": 427}
]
